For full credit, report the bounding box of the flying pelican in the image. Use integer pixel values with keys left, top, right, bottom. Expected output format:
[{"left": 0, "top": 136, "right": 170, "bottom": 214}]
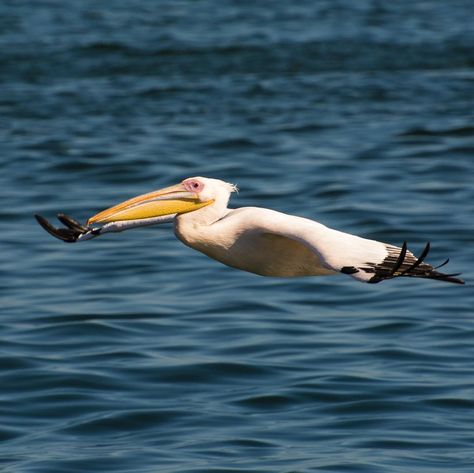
[{"left": 35, "top": 177, "right": 464, "bottom": 285}]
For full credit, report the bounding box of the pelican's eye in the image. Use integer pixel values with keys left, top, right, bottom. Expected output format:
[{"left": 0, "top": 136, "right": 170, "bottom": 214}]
[{"left": 183, "top": 179, "right": 204, "bottom": 193}]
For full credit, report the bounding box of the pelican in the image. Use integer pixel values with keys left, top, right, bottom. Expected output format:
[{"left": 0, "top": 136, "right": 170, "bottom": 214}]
[{"left": 35, "top": 177, "right": 464, "bottom": 285}]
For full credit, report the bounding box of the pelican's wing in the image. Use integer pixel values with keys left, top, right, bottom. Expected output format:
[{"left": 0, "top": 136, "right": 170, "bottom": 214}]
[
  {"left": 240, "top": 208, "right": 464, "bottom": 285},
  {"left": 35, "top": 213, "right": 176, "bottom": 242},
  {"left": 35, "top": 214, "right": 99, "bottom": 242},
  {"left": 338, "top": 241, "right": 464, "bottom": 285}
]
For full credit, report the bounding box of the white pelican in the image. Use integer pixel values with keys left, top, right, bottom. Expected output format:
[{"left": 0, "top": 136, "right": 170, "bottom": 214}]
[{"left": 35, "top": 177, "right": 464, "bottom": 285}]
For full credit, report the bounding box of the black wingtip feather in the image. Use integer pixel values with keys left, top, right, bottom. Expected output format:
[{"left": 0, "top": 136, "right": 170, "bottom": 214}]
[
  {"left": 367, "top": 241, "right": 464, "bottom": 285},
  {"left": 57, "top": 213, "right": 89, "bottom": 232},
  {"left": 400, "top": 242, "right": 431, "bottom": 276},
  {"left": 434, "top": 258, "right": 450, "bottom": 270},
  {"left": 35, "top": 214, "right": 64, "bottom": 240},
  {"left": 428, "top": 272, "right": 465, "bottom": 285},
  {"left": 390, "top": 241, "right": 407, "bottom": 276},
  {"left": 35, "top": 214, "right": 81, "bottom": 242}
]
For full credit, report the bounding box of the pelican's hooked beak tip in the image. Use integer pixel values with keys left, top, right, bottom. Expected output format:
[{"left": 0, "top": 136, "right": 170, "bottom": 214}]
[{"left": 87, "top": 182, "right": 213, "bottom": 225}]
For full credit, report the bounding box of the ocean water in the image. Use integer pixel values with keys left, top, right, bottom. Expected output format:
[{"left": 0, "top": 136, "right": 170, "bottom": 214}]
[{"left": 1, "top": 1, "right": 474, "bottom": 472}]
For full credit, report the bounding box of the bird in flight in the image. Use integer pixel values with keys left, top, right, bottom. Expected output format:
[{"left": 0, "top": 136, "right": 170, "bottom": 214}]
[{"left": 36, "top": 177, "right": 464, "bottom": 285}]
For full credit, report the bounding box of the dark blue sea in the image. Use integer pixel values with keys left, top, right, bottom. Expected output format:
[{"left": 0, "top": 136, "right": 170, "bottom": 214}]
[{"left": 1, "top": 1, "right": 474, "bottom": 472}]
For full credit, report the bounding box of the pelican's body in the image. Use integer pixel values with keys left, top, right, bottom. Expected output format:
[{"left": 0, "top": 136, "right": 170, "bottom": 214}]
[
  {"left": 36, "top": 177, "right": 464, "bottom": 285},
  {"left": 175, "top": 207, "right": 335, "bottom": 277}
]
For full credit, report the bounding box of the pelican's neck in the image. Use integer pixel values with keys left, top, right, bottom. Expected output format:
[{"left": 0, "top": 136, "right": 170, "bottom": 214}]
[
  {"left": 176, "top": 200, "right": 229, "bottom": 226},
  {"left": 174, "top": 200, "right": 231, "bottom": 248}
]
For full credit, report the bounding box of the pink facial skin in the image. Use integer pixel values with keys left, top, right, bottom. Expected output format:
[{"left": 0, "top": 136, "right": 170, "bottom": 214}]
[{"left": 183, "top": 179, "right": 204, "bottom": 194}]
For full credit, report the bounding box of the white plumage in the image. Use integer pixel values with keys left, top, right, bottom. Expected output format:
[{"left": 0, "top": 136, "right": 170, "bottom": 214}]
[{"left": 35, "top": 177, "right": 464, "bottom": 285}]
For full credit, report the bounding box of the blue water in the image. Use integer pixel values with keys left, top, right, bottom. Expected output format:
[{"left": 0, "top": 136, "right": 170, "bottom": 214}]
[{"left": 2, "top": 1, "right": 474, "bottom": 472}]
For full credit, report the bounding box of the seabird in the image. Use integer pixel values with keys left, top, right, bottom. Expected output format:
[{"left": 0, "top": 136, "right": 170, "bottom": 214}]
[{"left": 35, "top": 177, "right": 464, "bottom": 285}]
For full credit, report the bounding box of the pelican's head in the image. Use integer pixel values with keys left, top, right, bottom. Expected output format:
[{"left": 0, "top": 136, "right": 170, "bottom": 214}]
[{"left": 87, "top": 177, "right": 237, "bottom": 226}]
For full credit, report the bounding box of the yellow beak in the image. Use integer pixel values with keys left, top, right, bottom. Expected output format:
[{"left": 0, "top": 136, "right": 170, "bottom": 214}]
[{"left": 87, "top": 182, "right": 213, "bottom": 225}]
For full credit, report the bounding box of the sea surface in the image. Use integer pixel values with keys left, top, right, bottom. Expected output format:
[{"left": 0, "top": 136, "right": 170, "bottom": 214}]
[{"left": 1, "top": 1, "right": 474, "bottom": 472}]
